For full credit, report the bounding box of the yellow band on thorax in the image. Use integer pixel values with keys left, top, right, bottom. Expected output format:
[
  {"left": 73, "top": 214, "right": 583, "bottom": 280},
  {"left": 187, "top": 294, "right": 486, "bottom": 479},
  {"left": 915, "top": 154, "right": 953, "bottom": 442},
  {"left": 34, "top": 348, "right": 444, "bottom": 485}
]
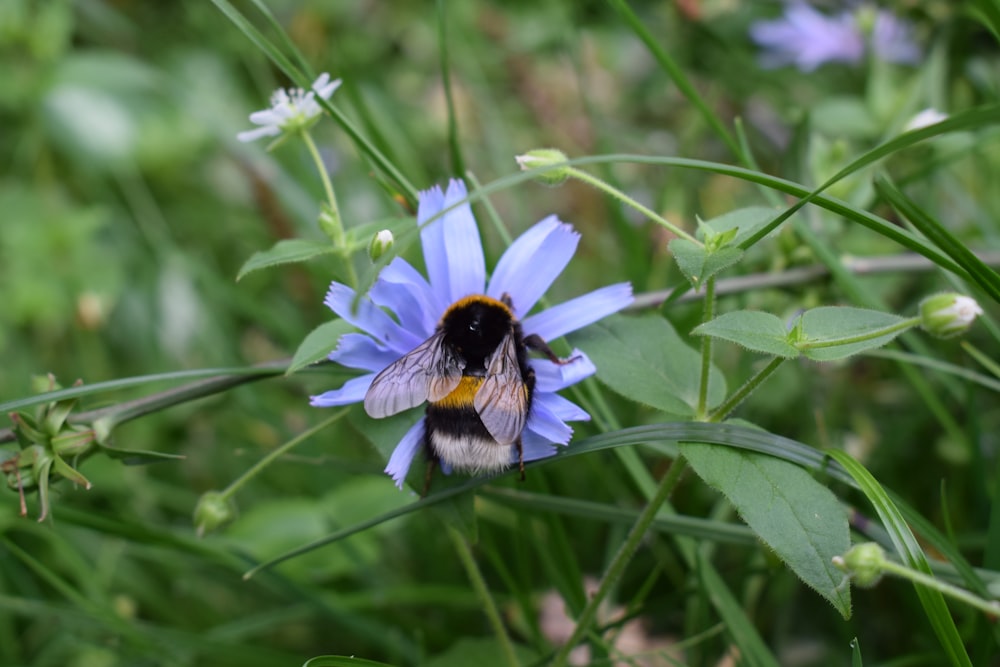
[{"left": 434, "top": 376, "right": 484, "bottom": 408}]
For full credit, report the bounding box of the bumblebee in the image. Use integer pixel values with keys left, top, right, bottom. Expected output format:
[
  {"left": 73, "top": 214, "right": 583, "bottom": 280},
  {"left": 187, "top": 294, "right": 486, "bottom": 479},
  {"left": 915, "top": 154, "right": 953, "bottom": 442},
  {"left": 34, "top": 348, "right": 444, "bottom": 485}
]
[{"left": 364, "top": 293, "right": 573, "bottom": 483}]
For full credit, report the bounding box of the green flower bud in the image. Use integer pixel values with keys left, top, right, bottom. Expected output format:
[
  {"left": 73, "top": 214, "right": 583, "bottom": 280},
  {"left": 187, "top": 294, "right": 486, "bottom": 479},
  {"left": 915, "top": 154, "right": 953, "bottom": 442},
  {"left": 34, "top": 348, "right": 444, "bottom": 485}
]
[
  {"left": 318, "top": 202, "right": 343, "bottom": 245},
  {"left": 515, "top": 148, "right": 571, "bottom": 186},
  {"left": 919, "top": 293, "right": 983, "bottom": 339},
  {"left": 368, "top": 229, "right": 394, "bottom": 262},
  {"left": 193, "top": 491, "right": 237, "bottom": 537},
  {"left": 833, "top": 542, "right": 886, "bottom": 588}
]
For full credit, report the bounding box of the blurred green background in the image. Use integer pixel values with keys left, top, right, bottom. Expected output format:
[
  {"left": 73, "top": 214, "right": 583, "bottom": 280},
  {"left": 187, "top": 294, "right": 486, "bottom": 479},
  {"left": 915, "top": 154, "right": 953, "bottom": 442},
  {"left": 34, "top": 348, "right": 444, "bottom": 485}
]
[{"left": 2, "top": 0, "right": 999, "bottom": 665}]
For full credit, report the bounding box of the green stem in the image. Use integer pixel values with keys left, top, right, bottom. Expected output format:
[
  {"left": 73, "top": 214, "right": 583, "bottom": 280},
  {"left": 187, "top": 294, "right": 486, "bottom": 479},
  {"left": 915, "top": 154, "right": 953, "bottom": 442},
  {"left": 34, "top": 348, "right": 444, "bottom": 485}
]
[
  {"left": 218, "top": 408, "right": 349, "bottom": 501},
  {"left": 447, "top": 524, "right": 520, "bottom": 667},
  {"left": 565, "top": 166, "right": 699, "bottom": 244},
  {"left": 301, "top": 130, "right": 338, "bottom": 228},
  {"left": 707, "top": 357, "right": 786, "bottom": 423},
  {"left": 796, "top": 316, "right": 921, "bottom": 352},
  {"left": 879, "top": 559, "right": 1000, "bottom": 618},
  {"left": 550, "top": 457, "right": 688, "bottom": 667},
  {"left": 696, "top": 278, "right": 716, "bottom": 420},
  {"left": 301, "top": 129, "right": 358, "bottom": 287}
]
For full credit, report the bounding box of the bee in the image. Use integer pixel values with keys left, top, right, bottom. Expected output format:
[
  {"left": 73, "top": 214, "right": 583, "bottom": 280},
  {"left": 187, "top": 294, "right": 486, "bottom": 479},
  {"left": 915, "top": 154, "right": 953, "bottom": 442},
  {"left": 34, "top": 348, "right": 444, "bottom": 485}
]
[{"left": 364, "top": 293, "right": 574, "bottom": 486}]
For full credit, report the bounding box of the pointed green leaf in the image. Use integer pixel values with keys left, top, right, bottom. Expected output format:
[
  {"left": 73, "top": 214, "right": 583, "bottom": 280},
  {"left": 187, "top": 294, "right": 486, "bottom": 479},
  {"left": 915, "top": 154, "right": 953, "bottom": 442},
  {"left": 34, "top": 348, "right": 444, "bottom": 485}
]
[
  {"left": 693, "top": 311, "right": 800, "bottom": 358},
  {"left": 236, "top": 239, "right": 337, "bottom": 281},
  {"left": 288, "top": 319, "right": 356, "bottom": 375},
  {"left": 569, "top": 314, "right": 726, "bottom": 416},
  {"left": 797, "top": 307, "right": 909, "bottom": 361},
  {"left": 303, "top": 658, "right": 398, "bottom": 667},
  {"left": 699, "top": 206, "right": 781, "bottom": 246},
  {"left": 669, "top": 238, "right": 744, "bottom": 290},
  {"left": 681, "top": 442, "right": 852, "bottom": 618},
  {"left": 98, "top": 444, "right": 186, "bottom": 464}
]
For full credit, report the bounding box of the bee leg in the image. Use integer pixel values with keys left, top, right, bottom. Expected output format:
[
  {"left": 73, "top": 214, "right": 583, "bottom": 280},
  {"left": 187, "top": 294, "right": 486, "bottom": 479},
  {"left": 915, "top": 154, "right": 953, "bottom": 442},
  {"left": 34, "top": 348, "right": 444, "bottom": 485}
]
[
  {"left": 517, "top": 438, "right": 525, "bottom": 481},
  {"left": 422, "top": 458, "right": 437, "bottom": 497},
  {"left": 523, "top": 333, "right": 580, "bottom": 365}
]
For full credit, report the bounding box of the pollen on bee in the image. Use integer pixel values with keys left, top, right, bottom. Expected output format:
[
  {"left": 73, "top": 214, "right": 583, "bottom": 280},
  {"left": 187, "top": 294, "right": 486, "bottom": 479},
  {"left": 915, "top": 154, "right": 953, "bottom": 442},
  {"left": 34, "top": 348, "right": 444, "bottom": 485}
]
[{"left": 434, "top": 376, "right": 485, "bottom": 408}]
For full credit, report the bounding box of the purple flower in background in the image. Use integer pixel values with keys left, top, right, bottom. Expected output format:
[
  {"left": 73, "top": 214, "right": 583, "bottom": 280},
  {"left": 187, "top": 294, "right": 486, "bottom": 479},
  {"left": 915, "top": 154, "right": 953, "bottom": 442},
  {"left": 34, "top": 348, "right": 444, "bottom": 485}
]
[
  {"left": 311, "top": 179, "right": 633, "bottom": 488},
  {"left": 750, "top": 3, "right": 921, "bottom": 72}
]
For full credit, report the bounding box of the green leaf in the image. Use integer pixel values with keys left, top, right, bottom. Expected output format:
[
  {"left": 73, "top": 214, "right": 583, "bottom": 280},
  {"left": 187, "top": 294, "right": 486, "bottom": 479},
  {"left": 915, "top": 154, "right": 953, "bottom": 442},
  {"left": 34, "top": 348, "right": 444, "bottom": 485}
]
[
  {"left": 828, "top": 451, "right": 973, "bottom": 667},
  {"left": 669, "top": 238, "right": 744, "bottom": 290},
  {"left": 303, "top": 656, "right": 398, "bottom": 667},
  {"left": 693, "top": 310, "right": 799, "bottom": 358},
  {"left": 699, "top": 206, "right": 781, "bottom": 246},
  {"left": 681, "top": 442, "right": 852, "bottom": 617},
  {"left": 236, "top": 239, "right": 337, "bottom": 281},
  {"left": 569, "top": 314, "right": 725, "bottom": 416},
  {"left": 98, "top": 444, "right": 186, "bottom": 464},
  {"left": 796, "top": 307, "right": 909, "bottom": 361},
  {"left": 425, "top": 638, "right": 539, "bottom": 667},
  {"left": 875, "top": 174, "right": 1000, "bottom": 304},
  {"left": 287, "top": 319, "right": 356, "bottom": 375}
]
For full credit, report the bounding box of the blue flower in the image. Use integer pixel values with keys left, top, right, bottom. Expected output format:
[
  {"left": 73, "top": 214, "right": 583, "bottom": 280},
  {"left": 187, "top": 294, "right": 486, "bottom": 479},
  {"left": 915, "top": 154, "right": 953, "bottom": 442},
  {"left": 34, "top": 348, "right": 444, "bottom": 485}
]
[
  {"left": 311, "top": 179, "right": 633, "bottom": 487},
  {"left": 749, "top": 3, "right": 920, "bottom": 72}
]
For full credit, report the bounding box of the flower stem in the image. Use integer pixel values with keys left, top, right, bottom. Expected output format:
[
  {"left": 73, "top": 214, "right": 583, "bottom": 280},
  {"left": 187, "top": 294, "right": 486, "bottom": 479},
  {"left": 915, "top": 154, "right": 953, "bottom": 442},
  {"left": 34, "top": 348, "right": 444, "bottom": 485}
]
[
  {"left": 301, "top": 130, "right": 339, "bottom": 234},
  {"left": 878, "top": 559, "right": 1000, "bottom": 618},
  {"left": 300, "top": 130, "right": 358, "bottom": 287},
  {"left": 707, "top": 357, "right": 786, "bottom": 423},
  {"left": 550, "top": 456, "right": 688, "bottom": 667},
  {"left": 696, "top": 277, "right": 716, "bottom": 420},
  {"left": 218, "top": 408, "right": 349, "bottom": 501},
  {"left": 447, "top": 524, "right": 520, "bottom": 667},
  {"left": 796, "top": 316, "right": 920, "bottom": 352},
  {"left": 565, "top": 166, "right": 699, "bottom": 244}
]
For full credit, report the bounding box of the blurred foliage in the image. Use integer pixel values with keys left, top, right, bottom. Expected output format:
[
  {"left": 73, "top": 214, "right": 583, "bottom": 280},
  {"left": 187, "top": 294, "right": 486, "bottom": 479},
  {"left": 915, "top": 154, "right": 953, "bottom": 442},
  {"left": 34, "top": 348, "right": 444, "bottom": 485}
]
[{"left": 1, "top": 0, "right": 1000, "bottom": 665}]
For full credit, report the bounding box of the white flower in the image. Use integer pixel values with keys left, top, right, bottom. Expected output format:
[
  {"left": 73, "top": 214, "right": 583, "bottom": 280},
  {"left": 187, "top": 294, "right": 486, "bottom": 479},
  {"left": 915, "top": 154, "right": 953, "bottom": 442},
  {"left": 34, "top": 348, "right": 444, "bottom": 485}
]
[
  {"left": 903, "top": 108, "right": 948, "bottom": 132},
  {"left": 237, "top": 72, "right": 341, "bottom": 143}
]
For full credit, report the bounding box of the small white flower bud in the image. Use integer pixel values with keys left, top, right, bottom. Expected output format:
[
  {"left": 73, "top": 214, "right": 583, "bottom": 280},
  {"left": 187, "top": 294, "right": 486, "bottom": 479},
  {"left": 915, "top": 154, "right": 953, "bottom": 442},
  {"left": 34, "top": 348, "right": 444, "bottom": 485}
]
[
  {"left": 919, "top": 293, "right": 983, "bottom": 339},
  {"left": 368, "top": 229, "right": 394, "bottom": 262}
]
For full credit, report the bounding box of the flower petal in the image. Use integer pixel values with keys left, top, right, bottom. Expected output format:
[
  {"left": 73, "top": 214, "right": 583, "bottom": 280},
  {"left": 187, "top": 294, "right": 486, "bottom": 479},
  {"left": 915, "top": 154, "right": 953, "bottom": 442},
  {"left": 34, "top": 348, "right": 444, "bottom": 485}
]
[
  {"left": 310, "top": 374, "right": 375, "bottom": 407},
  {"left": 370, "top": 257, "right": 442, "bottom": 337},
  {"left": 535, "top": 391, "right": 590, "bottom": 423},
  {"left": 521, "top": 430, "right": 559, "bottom": 462},
  {"left": 419, "top": 180, "right": 485, "bottom": 302},
  {"left": 328, "top": 333, "right": 398, "bottom": 372},
  {"left": 526, "top": 399, "right": 573, "bottom": 444},
  {"left": 236, "top": 125, "right": 281, "bottom": 143},
  {"left": 385, "top": 418, "right": 426, "bottom": 488},
  {"left": 324, "top": 282, "right": 422, "bottom": 353},
  {"left": 487, "top": 215, "right": 579, "bottom": 318},
  {"left": 523, "top": 282, "right": 633, "bottom": 341},
  {"left": 441, "top": 179, "right": 486, "bottom": 300},
  {"left": 532, "top": 349, "right": 596, "bottom": 392}
]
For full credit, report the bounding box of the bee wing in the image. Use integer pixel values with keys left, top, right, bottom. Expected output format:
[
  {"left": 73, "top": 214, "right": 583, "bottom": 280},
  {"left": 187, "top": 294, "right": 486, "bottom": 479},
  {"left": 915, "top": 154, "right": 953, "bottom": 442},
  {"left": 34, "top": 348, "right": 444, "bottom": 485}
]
[
  {"left": 474, "top": 333, "right": 529, "bottom": 445},
  {"left": 364, "top": 332, "right": 464, "bottom": 418}
]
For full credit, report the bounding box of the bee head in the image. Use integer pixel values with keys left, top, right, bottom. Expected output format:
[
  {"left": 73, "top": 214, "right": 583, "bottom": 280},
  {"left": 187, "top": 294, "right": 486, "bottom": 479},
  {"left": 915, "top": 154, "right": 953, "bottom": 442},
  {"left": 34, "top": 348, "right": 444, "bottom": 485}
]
[{"left": 440, "top": 296, "right": 514, "bottom": 362}]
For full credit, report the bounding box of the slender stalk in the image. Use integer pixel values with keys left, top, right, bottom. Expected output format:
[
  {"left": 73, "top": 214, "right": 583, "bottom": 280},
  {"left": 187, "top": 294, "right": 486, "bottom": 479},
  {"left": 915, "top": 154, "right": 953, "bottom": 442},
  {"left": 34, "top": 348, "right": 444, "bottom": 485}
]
[
  {"left": 301, "top": 130, "right": 339, "bottom": 229},
  {"left": 550, "top": 457, "right": 688, "bottom": 667},
  {"left": 301, "top": 130, "right": 358, "bottom": 287},
  {"left": 447, "top": 524, "right": 520, "bottom": 667},
  {"left": 707, "top": 357, "right": 786, "bottom": 423},
  {"left": 218, "top": 408, "right": 349, "bottom": 501},
  {"left": 796, "top": 317, "right": 920, "bottom": 352},
  {"left": 879, "top": 559, "right": 1000, "bottom": 617},
  {"left": 565, "top": 167, "right": 699, "bottom": 243},
  {"left": 696, "top": 278, "right": 716, "bottom": 420}
]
